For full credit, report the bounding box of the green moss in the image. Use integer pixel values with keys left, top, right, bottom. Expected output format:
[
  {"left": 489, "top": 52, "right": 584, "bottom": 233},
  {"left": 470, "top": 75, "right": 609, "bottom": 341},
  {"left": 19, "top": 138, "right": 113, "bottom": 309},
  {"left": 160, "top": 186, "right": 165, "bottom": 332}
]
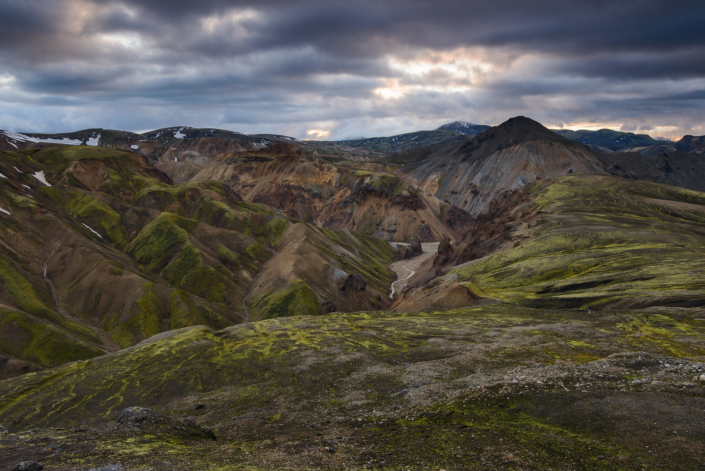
[
  {"left": 36, "top": 187, "right": 61, "bottom": 204},
  {"left": 67, "top": 192, "right": 128, "bottom": 249},
  {"left": 162, "top": 244, "right": 201, "bottom": 286},
  {"left": 216, "top": 244, "right": 240, "bottom": 267},
  {"left": 452, "top": 175, "right": 705, "bottom": 309},
  {"left": 249, "top": 280, "right": 320, "bottom": 320},
  {"left": 180, "top": 267, "right": 228, "bottom": 303},
  {"left": 0, "top": 310, "right": 105, "bottom": 367},
  {"left": 0, "top": 256, "right": 98, "bottom": 343},
  {"left": 127, "top": 212, "right": 197, "bottom": 274},
  {"left": 169, "top": 290, "right": 232, "bottom": 330},
  {"left": 4, "top": 192, "right": 37, "bottom": 211},
  {"left": 109, "top": 282, "right": 164, "bottom": 348},
  {"left": 438, "top": 202, "right": 448, "bottom": 221},
  {"left": 315, "top": 229, "right": 397, "bottom": 293},
  {"left": 245, "top": 243, "right": 269, "bottom": 262}
]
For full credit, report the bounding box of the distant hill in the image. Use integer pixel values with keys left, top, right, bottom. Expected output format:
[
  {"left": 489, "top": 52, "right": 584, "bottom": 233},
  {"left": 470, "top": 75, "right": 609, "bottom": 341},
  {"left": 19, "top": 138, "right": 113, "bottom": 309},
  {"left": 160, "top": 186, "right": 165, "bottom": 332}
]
[
  {"left": 327, "top": 130, "right": 467, "bottom": 155},
  {"left": 436, "top": 121, "right": 491, "bottom": 136},
  {"left": 675, "top": 134, "right": 705, "bottom": 154},
  {"left": 552, "top": 128, "right": 670, "bottom": 151}
]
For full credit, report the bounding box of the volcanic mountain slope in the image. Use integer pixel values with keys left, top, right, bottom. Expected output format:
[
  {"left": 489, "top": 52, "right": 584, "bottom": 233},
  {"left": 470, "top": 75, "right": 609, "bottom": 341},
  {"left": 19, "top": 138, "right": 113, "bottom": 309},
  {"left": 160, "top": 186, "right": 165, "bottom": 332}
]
[
  {"left": 3, "top": 167, "right": 705, "bottom": 469},
  {"left": 675, "top": 134, "right": 705, "bottom": 154},
  {"left": 437, "top": 121, "right": 491, "bottom": 136},
  {"left": 0, "top": 128, "right": 272, "bottom": 184},
  {"left": 245, "top": 223, "right": 398, "bottom": 318},
  {"left": 596, "top": 150, "right": 705, "bottom": 191},
  {"left": 395, "top": 174, "right": 705, "bottom": 312},
  {"left": 394, "top": 116, "right": 605, "bottom": 217},
  {"left": 321, "top": 129, "right": 468, "bottom": 157},
  {"left": 553, "top": 128, "right": 670, "bottom": 151},
  {"left": 0, "top": 145, "right": 402, "bottom": 379},
  {"left": 192, "top": 143, "right": 474, "bottom": 242}
]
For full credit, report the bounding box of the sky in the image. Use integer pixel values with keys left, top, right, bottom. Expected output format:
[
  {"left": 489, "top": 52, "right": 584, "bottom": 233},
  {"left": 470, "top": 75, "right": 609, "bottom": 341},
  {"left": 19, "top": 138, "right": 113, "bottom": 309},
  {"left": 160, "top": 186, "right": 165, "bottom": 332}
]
[{"left": 0, "top": 0, "right": 703, "bottom": 140}]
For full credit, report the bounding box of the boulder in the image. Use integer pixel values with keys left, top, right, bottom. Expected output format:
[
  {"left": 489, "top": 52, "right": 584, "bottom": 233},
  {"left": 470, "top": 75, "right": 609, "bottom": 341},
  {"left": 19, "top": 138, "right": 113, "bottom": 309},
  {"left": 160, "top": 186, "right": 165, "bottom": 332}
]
[
  {"left": 432, "top": 237, "right": 454, "bottom": 267},
  {"left": 117, "top": 406, "right": 159, "bottom": 425},
  {"left": 417, "top": 223, "right": 434, "bottom": 242},
  {"left": 403, "top": 238, "right": 423, "bottom": 259},
  {"left": 12, "top": 463, "right": 43, "bottom": 471},
  {"left": 320, "top": 300, "right": 338, "bottom": 314},
  {"left": 337, "top": 274, "right": 367, "bottom": 292}
]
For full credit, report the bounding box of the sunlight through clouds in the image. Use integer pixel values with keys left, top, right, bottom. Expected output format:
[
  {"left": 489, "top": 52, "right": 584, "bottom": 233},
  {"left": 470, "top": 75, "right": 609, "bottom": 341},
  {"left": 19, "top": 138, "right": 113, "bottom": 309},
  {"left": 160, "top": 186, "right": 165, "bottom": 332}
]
[
  {"left": 306, "top": 129, "right": 330, "bottom": 139},
  {"left": 0, "top": 1, "right": 702, "bottom": 139}
]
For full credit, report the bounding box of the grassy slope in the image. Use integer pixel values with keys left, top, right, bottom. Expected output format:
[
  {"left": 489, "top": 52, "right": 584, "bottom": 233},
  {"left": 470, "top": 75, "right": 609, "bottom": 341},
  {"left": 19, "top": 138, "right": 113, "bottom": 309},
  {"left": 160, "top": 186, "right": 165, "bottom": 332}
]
[{"left": 453, "top": 174, "right": 705, "bottom": 308}]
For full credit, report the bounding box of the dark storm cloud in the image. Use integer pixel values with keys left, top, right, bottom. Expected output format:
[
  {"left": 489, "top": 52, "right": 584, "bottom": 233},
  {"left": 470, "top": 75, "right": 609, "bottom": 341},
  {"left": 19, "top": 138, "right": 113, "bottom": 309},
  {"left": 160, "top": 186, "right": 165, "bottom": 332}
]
[{"left": 0, "top": 0, "right": 703, "bottom": 138}]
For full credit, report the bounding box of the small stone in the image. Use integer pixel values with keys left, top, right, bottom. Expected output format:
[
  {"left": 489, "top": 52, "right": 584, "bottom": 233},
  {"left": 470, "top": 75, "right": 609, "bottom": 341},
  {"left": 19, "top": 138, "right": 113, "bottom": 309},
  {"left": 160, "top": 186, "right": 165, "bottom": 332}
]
[
  {"left": 699, "top": 374, "right": 705, "bottom": 381},
  {"left": 379, "top": 460, "right": 387, "bottom": 467},
  {"left": 117, "top": 406, "right": 158, "bottom": 425},
  {"left": 12, "top": 463, "right": 44, "bottom": 471},
  {"left": 195, "top": 404, "right": 206, "bottom": 410},
  {"left": 88, "top": 466, "right": 125, "bottom": 471},
  {"left": 0, "top": 424, "right": 7, "bottom": 433}
]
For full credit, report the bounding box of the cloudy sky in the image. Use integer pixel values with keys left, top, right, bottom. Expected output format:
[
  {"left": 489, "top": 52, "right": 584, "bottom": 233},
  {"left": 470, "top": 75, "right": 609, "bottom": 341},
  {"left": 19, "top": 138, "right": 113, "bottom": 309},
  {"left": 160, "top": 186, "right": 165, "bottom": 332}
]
[{"left": 0, "top": 0, "right": 703, "bottom": 140}]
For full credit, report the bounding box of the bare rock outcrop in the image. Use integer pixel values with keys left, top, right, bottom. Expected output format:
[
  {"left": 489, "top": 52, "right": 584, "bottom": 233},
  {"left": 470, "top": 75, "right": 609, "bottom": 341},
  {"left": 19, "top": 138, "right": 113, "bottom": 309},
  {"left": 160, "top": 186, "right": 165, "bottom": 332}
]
[{"left": 403, "top": 238, "right": 423, "bottom": 259}]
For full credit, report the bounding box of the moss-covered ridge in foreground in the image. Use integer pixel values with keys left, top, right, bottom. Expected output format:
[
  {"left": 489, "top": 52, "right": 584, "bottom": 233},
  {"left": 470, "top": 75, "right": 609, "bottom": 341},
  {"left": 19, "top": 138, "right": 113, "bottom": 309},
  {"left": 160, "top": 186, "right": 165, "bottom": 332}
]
[
  {"left": 453, "top": 174, "right": 705, "bottom": 309},
  {"left": 0, "top": 304, "right": 704, "bottom": 469}
]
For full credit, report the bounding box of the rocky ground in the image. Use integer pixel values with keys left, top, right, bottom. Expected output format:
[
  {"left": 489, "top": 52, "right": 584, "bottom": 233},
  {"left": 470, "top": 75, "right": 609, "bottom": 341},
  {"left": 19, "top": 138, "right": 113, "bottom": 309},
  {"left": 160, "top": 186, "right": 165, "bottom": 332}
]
[{"left": 1, "top": 305, "right": 705, "bottom": 470}]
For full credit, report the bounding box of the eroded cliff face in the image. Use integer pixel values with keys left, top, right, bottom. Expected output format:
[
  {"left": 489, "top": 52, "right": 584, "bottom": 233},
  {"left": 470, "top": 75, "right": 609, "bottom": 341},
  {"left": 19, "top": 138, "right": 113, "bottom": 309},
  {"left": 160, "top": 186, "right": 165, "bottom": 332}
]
[
  {"left": 193, "top": 144, "right": 473, "bottom": 242},
  {"left": 398, "top": 117, "right": 604, "bottom": 217}
]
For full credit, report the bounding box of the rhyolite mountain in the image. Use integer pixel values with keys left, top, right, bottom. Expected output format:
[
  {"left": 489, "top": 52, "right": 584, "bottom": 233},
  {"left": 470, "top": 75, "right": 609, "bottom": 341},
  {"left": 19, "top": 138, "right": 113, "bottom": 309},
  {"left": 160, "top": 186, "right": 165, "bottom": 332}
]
[
  {"left": 192, "top": 143, "right": 473, "bottom": 242},
  {"left": 0, "top": 145, "right": 405, "bottom": 380},
  {"left": 393, "top": 116, "right": 605, "bottom": 216},
  {"left": 387, "top": 117, "right": 705, "bottom": 217},
  {"left": 2, "top": 117, "right": 705, "bottom": 470}
]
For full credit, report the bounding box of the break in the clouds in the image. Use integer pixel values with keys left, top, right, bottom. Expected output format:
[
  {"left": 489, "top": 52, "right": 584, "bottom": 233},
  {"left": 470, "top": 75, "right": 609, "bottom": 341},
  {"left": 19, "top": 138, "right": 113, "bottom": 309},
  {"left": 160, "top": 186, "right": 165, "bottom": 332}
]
[{"left": 0, "top": 0, "right": 703, "bottom": 139}]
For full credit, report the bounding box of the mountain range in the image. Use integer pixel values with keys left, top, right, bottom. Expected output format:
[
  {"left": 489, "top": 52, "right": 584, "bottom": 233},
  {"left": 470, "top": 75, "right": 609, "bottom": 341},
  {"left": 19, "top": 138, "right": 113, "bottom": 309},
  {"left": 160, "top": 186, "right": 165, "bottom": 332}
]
[{"left": 1, "top": 116, "right": 705, "bottom": 470}]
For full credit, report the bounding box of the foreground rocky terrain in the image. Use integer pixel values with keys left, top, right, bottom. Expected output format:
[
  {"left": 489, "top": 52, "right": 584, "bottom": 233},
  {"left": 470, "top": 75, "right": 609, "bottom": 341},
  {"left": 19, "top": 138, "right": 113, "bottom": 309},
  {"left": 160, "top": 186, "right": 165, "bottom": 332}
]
[
  {"left": 1, "top": 305, "right": 704, "bottom": 470},
  {"left": 1, "top": 117, "right": 705, "bottom": 469}
]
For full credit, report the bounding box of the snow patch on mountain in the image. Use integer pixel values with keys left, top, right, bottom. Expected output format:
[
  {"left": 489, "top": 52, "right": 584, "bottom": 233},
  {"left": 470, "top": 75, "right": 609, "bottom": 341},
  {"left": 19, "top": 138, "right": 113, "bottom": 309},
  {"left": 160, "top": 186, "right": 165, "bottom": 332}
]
[{"left": 32, "top": 171, "right": 51, "bottom": 186}]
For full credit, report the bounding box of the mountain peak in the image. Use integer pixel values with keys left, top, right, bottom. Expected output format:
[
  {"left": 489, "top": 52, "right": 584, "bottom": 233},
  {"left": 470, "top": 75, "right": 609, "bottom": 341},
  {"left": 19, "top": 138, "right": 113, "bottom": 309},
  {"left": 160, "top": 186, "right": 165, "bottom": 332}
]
[{"left": 465, "top": 116, "right": 576, "bottom": 152}]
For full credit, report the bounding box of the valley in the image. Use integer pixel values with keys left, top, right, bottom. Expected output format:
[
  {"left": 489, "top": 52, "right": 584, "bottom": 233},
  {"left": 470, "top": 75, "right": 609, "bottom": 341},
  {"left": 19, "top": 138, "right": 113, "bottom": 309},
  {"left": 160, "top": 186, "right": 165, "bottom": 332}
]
[{"left": 1, "top": 117, "right": 705, "bottom": 470}]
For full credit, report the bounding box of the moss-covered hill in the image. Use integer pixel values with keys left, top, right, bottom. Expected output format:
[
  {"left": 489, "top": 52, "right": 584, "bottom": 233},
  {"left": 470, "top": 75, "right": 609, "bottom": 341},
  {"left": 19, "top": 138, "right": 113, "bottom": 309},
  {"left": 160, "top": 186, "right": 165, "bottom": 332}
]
[
  {"left": 0, "top": 305, "right": 704, "bottom": 469},
  {"left": 448, "top": 174, "right": 705, "bottom": 309},
  {"left": 0, "top": 146, "right": 402, "bottom": 378}
]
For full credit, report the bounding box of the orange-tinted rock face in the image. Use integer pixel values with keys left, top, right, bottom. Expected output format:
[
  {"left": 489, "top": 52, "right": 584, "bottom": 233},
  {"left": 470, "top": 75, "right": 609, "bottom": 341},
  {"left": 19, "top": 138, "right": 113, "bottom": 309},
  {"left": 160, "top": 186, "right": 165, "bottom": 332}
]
[{"left": 194, "top": 144, "right": 474, "bottom": 242}]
